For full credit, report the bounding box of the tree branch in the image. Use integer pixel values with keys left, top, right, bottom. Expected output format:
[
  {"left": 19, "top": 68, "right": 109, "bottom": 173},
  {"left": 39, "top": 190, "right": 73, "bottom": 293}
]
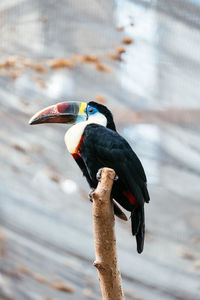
[{"left": 92, "top": 168, "right": 124, "bottom": 300}]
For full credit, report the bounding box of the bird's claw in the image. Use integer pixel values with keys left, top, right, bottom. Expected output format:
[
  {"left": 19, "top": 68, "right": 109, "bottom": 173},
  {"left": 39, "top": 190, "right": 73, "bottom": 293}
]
[
  {"left": 96, "top": 168, "right": 118, "bottom": 182},
  {"left": 88, "top": 188, "right": 95, "bottom": 202},
  {"left": 114, "top": 174, "right": 119, "bottom": 181},
  {"left": 96, "top": 168, "right": 103, "bottom": 182}
]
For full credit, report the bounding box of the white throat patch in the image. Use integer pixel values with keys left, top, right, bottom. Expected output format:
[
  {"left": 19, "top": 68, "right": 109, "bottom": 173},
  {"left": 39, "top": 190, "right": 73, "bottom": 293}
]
[{"left": 65, "top": 112, "right": 107, "bottom": 154}]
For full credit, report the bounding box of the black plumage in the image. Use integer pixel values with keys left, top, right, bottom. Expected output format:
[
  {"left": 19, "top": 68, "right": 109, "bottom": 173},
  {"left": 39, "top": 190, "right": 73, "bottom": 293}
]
[{"left": 74, "top": 102, "right": 150, "bottom": 253}]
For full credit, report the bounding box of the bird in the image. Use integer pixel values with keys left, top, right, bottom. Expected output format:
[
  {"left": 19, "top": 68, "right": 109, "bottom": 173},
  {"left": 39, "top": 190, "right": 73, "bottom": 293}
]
[{"left": 29, "top": 101, "right": 150, "bottom": 253}]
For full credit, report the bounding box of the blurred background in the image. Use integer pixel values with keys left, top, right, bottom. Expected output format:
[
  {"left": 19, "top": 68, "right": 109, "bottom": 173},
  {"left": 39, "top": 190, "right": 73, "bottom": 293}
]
[{"left": 0, "top": 0, "right": 200, "bottom": 299}]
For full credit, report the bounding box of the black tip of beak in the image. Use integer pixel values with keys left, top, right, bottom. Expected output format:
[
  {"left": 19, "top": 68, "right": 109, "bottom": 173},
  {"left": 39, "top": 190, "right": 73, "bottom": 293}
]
[
  {"left": 29, "top": 115, "right": 48, "bottom": 125},
  {"left": 29, "top": 119, "right": 38, "bottom": 125}
]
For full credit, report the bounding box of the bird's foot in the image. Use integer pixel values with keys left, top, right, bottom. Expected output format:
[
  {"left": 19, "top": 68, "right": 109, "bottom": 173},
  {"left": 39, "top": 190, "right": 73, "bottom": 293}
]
[
  {"left": 114, "top": 174, "right": 119, "bottom": 181},
  {"left": 88, "top": 188, "right": 95, "bottom": 202},
  {"left": 96, "top": 168, "right": 118, "bottom": 182},
  {"left": 96, "top": 168, "right": 103, "bottom": 182}
]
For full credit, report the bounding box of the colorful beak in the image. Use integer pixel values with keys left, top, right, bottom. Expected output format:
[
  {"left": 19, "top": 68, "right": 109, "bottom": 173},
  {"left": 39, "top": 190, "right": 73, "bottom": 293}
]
[{"left": 29, "top": 101, "right": 87, "bottom": 125}]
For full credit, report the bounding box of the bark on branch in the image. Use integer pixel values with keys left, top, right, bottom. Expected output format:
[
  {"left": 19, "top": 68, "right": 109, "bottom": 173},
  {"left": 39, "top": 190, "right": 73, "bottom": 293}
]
[{"left": 92, "top": 168, "right": 124, "bottom": 300}]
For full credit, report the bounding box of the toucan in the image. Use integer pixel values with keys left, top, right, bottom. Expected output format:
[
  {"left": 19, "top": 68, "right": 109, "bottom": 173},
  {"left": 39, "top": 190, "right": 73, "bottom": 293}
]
[{"left": 29, "top": 101, "right": 150, "bottom": 253}]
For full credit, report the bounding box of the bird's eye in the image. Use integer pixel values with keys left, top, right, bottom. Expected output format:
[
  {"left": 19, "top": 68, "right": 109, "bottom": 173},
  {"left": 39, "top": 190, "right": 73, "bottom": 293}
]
[{"left": 88, "top": 107, "right": 94, "bottom": 114}]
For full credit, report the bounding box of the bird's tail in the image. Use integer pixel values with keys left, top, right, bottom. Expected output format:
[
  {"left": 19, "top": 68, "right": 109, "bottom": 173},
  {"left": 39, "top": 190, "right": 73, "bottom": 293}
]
[{"left": 131, "top": 205, "right": 145, "bottom": 254}]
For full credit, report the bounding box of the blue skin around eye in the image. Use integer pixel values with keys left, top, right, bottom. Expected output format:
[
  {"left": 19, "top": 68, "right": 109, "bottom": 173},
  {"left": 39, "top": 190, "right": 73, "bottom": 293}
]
[{"left": 87, "top": 106, "right": 98, "bottom": 115}]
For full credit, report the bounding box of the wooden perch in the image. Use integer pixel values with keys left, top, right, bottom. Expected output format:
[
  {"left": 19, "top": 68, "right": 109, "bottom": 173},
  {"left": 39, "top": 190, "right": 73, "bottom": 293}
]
[{"left": 92, "top": 168, "right": 124, "bottom": 300}]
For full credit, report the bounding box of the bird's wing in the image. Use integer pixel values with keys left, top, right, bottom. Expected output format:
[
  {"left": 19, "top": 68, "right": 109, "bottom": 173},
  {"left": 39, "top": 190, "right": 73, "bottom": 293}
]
[{"left": 83, "top": 124, "right": 150, "bottom": 205}]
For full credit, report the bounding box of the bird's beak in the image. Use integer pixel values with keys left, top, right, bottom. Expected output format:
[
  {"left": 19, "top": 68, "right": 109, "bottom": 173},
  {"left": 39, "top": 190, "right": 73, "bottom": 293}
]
[{"left": 29, "top": 101, "right": 87, "bottom": 125}]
